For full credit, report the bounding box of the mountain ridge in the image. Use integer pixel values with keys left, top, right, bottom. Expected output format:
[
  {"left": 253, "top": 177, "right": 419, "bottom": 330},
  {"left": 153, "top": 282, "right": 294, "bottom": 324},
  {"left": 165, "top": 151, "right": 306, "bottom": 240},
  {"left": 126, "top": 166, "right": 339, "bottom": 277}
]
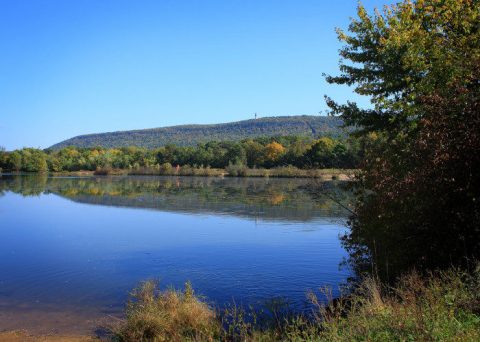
[{"left": 50, "top": 115, "right": 344, "bottom": 149}]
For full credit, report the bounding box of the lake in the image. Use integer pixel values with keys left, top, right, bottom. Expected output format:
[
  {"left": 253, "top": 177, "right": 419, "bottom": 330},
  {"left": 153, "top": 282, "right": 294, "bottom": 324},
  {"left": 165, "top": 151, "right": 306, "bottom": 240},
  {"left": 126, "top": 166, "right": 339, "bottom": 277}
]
[{"left": 0, "top": 174, "right": 352, "bottom": 334}]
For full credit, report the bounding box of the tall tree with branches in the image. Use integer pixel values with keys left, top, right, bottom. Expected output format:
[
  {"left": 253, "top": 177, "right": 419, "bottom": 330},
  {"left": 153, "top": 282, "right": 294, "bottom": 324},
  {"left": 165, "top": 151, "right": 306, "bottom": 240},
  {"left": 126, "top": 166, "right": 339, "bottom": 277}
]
[{"left": 327, "top": 0, "right": 480, "bottom": 281}]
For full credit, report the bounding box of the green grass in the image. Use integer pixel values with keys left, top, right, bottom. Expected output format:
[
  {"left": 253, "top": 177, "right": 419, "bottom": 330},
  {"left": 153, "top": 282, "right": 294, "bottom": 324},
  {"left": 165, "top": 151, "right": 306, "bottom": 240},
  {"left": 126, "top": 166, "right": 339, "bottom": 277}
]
[{"left": 113, "top": 266, "right": 480, "bottom": 341}]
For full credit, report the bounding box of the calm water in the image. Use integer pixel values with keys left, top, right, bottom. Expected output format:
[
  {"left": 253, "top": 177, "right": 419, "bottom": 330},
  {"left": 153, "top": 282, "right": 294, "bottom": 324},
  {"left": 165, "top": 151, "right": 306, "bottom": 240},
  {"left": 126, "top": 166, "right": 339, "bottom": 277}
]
[{"left": 0, "top": 174, "right": 352, "bottom": 333}]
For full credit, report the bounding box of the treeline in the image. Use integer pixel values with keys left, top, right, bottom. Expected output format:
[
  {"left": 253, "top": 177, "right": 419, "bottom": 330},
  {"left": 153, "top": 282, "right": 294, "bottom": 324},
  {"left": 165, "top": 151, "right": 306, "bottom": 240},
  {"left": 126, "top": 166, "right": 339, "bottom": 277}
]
[{"left": 0, "top": 136, "right": 362, "bottom": 173}]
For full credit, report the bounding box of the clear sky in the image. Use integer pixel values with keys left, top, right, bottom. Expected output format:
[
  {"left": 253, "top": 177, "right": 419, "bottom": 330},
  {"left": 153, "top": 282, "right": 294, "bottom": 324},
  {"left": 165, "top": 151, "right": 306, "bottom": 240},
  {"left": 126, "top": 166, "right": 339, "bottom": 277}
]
[{"left": 0, "top": 0, "right": 388, "bottom": 151}]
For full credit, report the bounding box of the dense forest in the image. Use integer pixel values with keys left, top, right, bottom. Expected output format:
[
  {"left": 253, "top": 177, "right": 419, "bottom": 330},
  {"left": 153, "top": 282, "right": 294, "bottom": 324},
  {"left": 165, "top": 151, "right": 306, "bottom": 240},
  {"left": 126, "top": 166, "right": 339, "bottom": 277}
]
[
  {"left": 49, "top": 115, "right": 345, "bottom": 149},
  {"left": 0, "top": 135, "right": 362, "bottom": 173}
]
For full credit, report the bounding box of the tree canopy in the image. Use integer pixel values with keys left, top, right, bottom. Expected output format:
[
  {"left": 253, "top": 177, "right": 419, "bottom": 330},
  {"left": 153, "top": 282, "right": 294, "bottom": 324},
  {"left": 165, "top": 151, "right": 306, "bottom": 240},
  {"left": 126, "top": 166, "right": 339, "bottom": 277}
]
[{"left": 327, "top": 0, "right": 480, "bottom": 281}]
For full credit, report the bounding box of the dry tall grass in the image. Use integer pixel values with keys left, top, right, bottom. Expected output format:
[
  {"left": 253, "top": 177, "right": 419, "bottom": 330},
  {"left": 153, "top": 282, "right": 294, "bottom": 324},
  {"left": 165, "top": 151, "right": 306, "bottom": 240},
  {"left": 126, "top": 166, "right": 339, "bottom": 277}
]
[
  {"left": 114, "top": 281, "right": 220, "bottom": 341},
  {"left": 114, "top": 268, "right": 480, "bottom": 341},
  {"left": 314, "top": 268, "right": 480, "bottom": 341}
]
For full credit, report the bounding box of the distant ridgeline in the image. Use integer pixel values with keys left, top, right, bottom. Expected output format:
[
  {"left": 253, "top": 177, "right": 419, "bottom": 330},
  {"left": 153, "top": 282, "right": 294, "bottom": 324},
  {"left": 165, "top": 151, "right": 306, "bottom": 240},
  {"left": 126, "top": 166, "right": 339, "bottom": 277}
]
[{"left": 49, "top": 115, "right": 345, "bottom": 149}]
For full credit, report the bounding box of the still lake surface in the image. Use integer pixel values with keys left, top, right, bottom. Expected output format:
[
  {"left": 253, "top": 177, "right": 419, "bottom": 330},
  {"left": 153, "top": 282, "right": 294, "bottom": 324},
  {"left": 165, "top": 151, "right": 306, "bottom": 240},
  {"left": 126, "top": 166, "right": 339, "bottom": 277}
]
[{"left": 0, "top": 174, "right": 351, "bottom": 333}]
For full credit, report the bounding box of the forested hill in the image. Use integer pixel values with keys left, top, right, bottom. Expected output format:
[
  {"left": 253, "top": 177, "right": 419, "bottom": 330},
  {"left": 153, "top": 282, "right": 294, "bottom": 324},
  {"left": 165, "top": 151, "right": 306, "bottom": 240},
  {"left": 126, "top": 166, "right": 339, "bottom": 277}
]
[{"left": 49, "top": 115, "right": 344, "bottom": 149}]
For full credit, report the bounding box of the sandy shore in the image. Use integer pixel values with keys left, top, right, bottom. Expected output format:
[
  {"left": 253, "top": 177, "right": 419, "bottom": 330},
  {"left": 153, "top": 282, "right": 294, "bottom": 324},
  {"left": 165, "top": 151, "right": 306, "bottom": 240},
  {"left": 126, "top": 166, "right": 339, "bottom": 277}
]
[
  {"left": 0, "top": 303, "right": 118, "bottom": 341},
  {"left": 0, "top": 331, "right": 99, "bottom": 341}
]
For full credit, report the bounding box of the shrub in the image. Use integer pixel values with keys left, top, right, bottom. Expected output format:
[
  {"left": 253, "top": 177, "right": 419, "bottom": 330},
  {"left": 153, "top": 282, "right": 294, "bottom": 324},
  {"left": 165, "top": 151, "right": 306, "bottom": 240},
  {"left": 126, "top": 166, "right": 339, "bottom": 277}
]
[
  {"left": 226, "top": 162, "right": 248, "bottom": 177},
  {"left": 115, "top": 280, "right": 220, "bottom": 342},
  {"left": 94, "top": 167, "right": 111, "bottom": 176},
  {"left": 159, "top": 163, "right": 173, "bottom": 175}
]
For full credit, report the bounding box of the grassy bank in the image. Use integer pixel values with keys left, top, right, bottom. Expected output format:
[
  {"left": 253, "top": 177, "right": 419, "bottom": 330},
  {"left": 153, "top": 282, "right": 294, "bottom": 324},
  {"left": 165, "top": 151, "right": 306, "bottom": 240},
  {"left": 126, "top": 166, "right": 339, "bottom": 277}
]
[
  {"left": 112, "top": 267, "right": 480, "bottom": 341},
  {"left": 89, "top": 165, "right": 356, "bottom": 180},
  {"left": 2, "top": 166, "right": 356, "bottom": 180}
]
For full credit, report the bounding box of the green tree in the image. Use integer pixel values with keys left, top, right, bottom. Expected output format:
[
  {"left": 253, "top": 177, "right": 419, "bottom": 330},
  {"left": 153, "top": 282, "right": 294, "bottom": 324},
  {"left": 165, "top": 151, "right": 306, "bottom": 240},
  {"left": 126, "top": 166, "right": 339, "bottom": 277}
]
[
  {"left": 9, "top": 151, "right": 23, "bottom": 171},
  {"left": 223, "top": 142, "right": 246, "bottom": 166},
  {"left": 21, "top": 148, "right": 48, "bottom": 172},
  {"left": 304, "top": 137, "right": 336, "bottom": 168},
  {"left": 243, "top": 140, "right": 265, "bottom": 167},
  {"left": 0, "top": 146, "right": 7, "bottom": 171},
  {"left": 327, "top": 0, "right": 480, "bottom": 280}
]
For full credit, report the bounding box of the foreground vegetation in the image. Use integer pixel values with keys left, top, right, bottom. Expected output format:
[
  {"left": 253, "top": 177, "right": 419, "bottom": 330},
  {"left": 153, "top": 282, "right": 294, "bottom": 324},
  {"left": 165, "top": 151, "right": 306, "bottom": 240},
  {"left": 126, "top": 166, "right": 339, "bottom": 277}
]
[{"left": 113, "top": 266, "right": 480, "bottom": 341}]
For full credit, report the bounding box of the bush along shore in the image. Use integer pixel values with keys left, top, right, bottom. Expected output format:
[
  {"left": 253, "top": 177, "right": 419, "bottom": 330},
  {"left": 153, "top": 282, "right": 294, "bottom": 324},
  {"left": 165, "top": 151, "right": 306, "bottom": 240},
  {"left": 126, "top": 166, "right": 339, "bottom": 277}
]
[
  {"left": 92, "top": 164, "right": 355, "bottom": 180},
  {"left": 111, "top": 266, "right": 480, "bottom": 342}
]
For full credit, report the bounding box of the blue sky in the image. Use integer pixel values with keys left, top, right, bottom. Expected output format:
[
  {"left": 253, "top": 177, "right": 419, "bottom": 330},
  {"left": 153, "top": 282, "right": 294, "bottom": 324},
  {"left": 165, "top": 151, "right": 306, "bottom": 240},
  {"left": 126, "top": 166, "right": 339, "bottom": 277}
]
[{"left": 0, "top": 0, "right": 388, "bottom": 150}]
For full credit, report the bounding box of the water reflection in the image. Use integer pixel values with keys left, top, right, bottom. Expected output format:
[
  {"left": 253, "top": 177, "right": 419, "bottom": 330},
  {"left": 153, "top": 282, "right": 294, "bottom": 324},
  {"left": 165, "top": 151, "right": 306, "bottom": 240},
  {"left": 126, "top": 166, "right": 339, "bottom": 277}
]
[{"left": 0, "top": 174, "right": 352, "bottom": 223}]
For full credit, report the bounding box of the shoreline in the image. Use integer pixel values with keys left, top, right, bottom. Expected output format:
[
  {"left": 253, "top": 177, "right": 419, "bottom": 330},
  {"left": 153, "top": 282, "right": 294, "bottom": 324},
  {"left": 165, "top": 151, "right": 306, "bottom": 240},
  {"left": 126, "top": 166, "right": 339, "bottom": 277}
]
[
  {"left": 0, "top": 331, "right": 99, "bottom": 341},
  {"left": 2, "top": 168, "right": 357, "bottom": 181},
  {"left": 3, "top": 266, "right": 477, "bottom": 341}
]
